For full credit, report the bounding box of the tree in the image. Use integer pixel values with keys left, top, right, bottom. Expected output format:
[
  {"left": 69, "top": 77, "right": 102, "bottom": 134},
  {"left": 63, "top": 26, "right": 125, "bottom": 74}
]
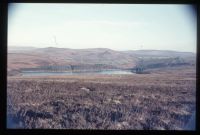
[{"left": 135, "top": 58, "right": 144, "bottom": 74}]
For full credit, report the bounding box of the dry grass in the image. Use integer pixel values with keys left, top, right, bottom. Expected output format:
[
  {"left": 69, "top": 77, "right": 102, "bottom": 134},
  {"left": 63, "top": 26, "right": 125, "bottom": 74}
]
[{"left": 7, "top": 66, "right": 196, "bottom": 129}]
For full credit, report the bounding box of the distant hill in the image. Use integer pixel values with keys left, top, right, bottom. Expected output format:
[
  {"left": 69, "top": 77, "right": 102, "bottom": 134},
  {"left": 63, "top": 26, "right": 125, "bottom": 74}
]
[
  {"left": 8, "top": 46, "right": 196, "bottom": 76},
  {"left": 125, "top": 50, "right": 195, "bottom": 58},
  {"left": 8, "top": 46, "right": 37, "bottom": 51}
]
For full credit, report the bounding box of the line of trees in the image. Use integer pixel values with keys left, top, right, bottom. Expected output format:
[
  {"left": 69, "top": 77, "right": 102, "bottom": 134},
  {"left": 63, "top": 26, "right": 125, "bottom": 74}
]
[
  {"left": 133, "top": 57, "right": 188, "bottom": 74},
  {"left": 21, "top": 64, "right": 118, "bottom": 72}
]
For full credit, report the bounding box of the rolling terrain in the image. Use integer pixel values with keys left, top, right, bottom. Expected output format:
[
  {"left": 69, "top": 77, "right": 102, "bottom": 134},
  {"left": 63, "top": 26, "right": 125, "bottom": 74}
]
[
  {"left": 8, "top": 47, "right": 196, "bottom": 76},
  {"left": 7, "top": 66, "right": 196, "bottom": 129},
  {"left": 7, "top": 46, "right": 196, "bottom": 129}
]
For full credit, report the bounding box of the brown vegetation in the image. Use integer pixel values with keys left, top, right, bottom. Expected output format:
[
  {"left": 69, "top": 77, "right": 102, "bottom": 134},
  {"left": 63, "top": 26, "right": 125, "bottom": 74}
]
[
  {"left": 7, "top": 66, "right": 196, "bottom": 129},
  {"left": 8, "top": 47, "right": 195, "bottom": 76}
]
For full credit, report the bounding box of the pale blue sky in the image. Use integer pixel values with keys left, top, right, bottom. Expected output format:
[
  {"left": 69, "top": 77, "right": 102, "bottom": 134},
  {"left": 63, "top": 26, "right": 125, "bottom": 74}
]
[{"left": 8, "top": 4, "right": 196, "bottom": 52}]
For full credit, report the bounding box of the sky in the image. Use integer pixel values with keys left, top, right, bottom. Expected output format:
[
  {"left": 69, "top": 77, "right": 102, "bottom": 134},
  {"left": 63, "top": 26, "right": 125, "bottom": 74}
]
[{"left": 8, "top": 4, "right": 197, "bottom": 52}]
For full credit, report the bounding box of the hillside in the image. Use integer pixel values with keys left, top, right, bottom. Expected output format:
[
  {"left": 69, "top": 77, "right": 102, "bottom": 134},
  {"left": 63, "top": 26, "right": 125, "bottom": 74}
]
[{"left": 8, "top": 47, "right": 196, "bottom": 76}]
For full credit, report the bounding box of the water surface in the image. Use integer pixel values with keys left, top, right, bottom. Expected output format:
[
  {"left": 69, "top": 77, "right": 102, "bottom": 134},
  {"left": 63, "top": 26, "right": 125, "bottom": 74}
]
[{"left": 21, "top": 70, "right": 134, "bottom": 76}]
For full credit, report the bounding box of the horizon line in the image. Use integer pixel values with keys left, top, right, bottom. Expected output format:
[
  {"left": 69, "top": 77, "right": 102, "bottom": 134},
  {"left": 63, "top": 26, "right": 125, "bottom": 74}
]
[{"left": 8, "top": 45, "right": 196, "bottom": 53}]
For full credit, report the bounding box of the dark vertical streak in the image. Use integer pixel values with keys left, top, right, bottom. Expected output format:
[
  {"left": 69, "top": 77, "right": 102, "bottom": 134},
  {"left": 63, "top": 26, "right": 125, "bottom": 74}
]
[
  {"left": 0, "top": 0, "right": 8, "bottom": 132},
  {"left": 196, "top": 3, "right": 199, "bottom": 132}
]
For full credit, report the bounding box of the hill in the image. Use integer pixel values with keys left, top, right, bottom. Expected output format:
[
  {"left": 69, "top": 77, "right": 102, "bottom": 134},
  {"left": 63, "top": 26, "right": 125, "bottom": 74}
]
[{"left": 8, "top": 47, "right": 196, "bottom": 76}]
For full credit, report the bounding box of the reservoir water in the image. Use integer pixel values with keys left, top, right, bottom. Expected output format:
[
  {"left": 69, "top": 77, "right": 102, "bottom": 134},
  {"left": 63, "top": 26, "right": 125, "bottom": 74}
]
[{"left": 21, "top": 70, "right": 134, "bottom": 76}]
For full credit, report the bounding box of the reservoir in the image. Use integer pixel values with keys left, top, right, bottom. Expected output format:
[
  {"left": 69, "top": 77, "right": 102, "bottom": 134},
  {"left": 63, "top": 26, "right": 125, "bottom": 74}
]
[{"left": 21, "top": 70, "right": 134, "bottom": 76}]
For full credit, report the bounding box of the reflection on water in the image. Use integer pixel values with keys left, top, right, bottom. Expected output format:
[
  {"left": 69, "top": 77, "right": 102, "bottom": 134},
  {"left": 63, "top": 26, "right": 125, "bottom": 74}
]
[{"left": 21, "top": 70, "right": 134, "bottom": 76}]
